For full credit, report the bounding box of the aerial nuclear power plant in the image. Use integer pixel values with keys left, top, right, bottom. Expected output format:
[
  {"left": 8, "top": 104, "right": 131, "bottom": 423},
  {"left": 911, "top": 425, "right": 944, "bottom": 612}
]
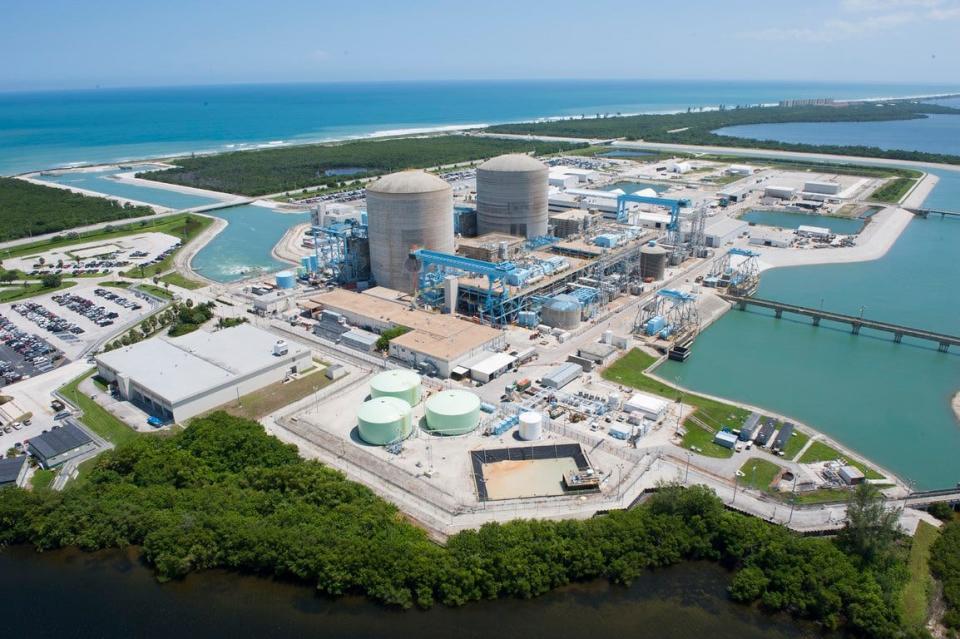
[{"left": 299, "top": 149, "right": 761, "bottom": 368}]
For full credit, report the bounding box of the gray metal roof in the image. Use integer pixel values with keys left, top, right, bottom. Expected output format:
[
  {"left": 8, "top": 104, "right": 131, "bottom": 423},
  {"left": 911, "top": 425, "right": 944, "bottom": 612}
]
[
  {"left": 0, "top": 456, "right": 27, "bottom": 485},
  {"left": 478, "top": 154, "right": 546, "bottom": 172},
  {"left": 28, "top": 422, "right": 92, "bottom": 461},
  {"left": 366, "top": 170, "right": 450, "bottom": 194}
]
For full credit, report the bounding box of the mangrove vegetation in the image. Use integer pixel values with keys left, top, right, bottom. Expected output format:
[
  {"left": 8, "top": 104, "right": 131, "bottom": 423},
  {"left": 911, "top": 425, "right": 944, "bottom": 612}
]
[
  {"left": 0, "top": 412, "right": 942, "bottom": 638},
  {"left": 488, "top": 101, "right": 960, "bottom": 165},
  {"left": 0, "top": 177, "right": 155, "bottom": 242},
  {"left": 140, "top": 136, "right": 585, "bottom": 196}
]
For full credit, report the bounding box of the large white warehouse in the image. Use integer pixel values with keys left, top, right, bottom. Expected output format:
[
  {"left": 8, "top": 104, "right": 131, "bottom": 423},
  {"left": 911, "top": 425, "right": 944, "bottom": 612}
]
[{"left": 95, "top": 324, "right": 313, "bottom": 422}]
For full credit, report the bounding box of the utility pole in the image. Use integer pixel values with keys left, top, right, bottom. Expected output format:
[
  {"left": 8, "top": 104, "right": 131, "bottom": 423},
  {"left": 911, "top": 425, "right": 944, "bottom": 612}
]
[
  {"left": 684, "top": 451, "right": 692, "bottom": 483},
  {"left": 788, "top": 475, "right": 799, "bottom": 524}
]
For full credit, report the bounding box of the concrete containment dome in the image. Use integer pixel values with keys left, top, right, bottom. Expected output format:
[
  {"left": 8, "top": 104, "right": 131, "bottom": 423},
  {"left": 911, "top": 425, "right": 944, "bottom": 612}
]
[
  {"left": 366, "top": 170, "right": 454, "bottom": 293},
  {"left": 370, "top": 369, "right": 422, "bottom": 406},
  {"left": 476, "top": 154, "right": 548, "bottom": 239},
  {"left": 357, "top": 396, "right": 413, "bottom": 445},
  {"left": 424, "top": 389, "right": 481, "bottom": 435}
]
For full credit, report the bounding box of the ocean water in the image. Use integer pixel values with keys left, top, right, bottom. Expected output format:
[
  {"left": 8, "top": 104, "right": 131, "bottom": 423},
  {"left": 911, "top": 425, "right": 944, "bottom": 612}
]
[
  {"left": 660, "top": 170, "right": 960, "bottom": 489},
  {"left": 3, "top": 80, "right": 959, "bottom": 175},
  {"left": 34, "top": 166, "right": 225, "bottom": 209},
  {"left": 740, "top": 210, "right": 864, "bottom": 234},
  {"left": 189, "top": 204, "right": 310, "bottom": 282},
  {"left": 715, "top": 97, "right": 960, "bottom": 156}
]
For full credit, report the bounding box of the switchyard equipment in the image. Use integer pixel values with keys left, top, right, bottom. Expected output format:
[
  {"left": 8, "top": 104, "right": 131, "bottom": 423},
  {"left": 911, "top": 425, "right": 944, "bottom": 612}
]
[
  {"left": 635, "top": 289, "right": 701, "bottom": 341},
  {"left": 706, "top": 248, "right": 761, "bottom": 296}
]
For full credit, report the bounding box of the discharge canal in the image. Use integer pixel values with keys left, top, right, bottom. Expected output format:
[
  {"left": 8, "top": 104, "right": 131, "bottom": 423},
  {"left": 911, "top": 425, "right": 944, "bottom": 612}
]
[{"left": 659, "top": 169, "right": 960, "bottom": 490}]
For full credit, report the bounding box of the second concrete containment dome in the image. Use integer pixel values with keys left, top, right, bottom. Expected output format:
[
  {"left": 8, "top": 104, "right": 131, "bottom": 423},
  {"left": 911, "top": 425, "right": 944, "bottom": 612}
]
[
  {"left": 476, "top": 154, "right": 548, "bottom": 239},
  {"left": 369, "top": 369, "right": 422, "bottom": 406},
  {"left": 424, "top": 389, "right": 481, "bottom": 435},
  {"left": 366, "top": 170, "right": 453, "bottom": 293}
]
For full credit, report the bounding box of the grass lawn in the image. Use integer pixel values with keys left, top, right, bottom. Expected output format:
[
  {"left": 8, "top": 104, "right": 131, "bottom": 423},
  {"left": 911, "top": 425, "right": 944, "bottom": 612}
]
[
  {"left": 900, "top": 520, "right": 940, "bottom": 628},
  {"left": 870, "top": 177, "right": 916, "bottom": 203},
  {"left": 59, "top": 370, "right": 139, "bottom": 446},
  {"left": 160, "top": 271, "right": 207, "bottom": 290},
  {"left": 739, "top": 458, "right": 782, "bottom": 491},
  {"left": 781, "top": 430, "right": 810, "bottom": 460},
  {"left": 793, "top": 488, "right": 855, "bottom": 504},
  {"left": 799, "top": 440, "right": 884, "bottom": 479},
  {"left": 0, "top": 280, "right": 76, "bottom": 302},
  {"left": 30, "top": 468, "right": 56, "bottom": 490},
  {"left": 603, "top": 349, "right": 749, "bottom": 458},
  {"left": 219, "top": 364, "right": 332, "bottom": 421},
  {"left": 136, "top": 283, "right": 174, "bottom": 300}
]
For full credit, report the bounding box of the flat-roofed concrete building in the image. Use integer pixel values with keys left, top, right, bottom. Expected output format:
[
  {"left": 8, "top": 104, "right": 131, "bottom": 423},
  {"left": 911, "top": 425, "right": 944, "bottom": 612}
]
[
  {"left": 95, "top": 324, "right": 312, "bottom": 422},
  {"left": 308, "top": 288, "right": 505, "bottom": 377}
]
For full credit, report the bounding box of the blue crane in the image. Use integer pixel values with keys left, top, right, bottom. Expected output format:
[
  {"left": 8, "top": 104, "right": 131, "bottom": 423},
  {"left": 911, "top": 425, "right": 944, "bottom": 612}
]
[{"left": 409, "top": 249, "right": 518, "bottom": 322}]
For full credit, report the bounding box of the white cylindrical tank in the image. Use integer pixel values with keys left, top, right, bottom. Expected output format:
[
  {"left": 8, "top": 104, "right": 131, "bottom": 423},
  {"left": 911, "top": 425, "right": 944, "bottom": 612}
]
[
  {"left": 607, "top": 392, "right": 621, "bottom": 410},
  {"left": 369, "top": 369, "right": 422, "bottom": 406},
  {"left": 602, "top": 330, "right": 613, "bottom": 344},
  {"left": 518, "top": 411, "right": 543, "bottom": 441},
  {"left": 366, "top": 170, "right": 453, "bottom": 293},
  {"left": 476, "top": 154, "right": 548, "bottom": 239}
]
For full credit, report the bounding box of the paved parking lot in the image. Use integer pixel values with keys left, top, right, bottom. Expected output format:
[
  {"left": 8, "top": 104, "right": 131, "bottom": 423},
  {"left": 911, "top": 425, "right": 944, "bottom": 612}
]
[
  {"left": 3, "top": 232, "right": 182, "bottom": 279},
  {"left": 0, "top": 283, "right": 163, "bottom": 360}
]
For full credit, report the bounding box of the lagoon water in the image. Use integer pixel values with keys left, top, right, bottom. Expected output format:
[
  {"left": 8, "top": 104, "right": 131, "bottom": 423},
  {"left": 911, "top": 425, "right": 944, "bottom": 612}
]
[
  {"left": 189, "top": 205, "right": 310, "bottom": 282},
  {"left": 3, "top": 80, "right": 959, "bottom": 175},
  {"left": 714, "top": 97, "right": 960, "bottom": 156},
  {"left": 34, "top": 166, "right": 224, "bottom": 210},
  {"left": 0, "top": 546, "right": 813, "bottom": 639},
  {"left": 660, "top": 171, "right": 960, "bottom": 490},
  {"left": 740, "top": 210, "right": 864, "bottom": 234}
]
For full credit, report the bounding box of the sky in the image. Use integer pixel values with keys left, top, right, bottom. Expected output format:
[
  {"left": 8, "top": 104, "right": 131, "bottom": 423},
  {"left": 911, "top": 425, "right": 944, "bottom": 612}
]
[{"left": 2, "top": 0, "right": 959, "bottom": 91}]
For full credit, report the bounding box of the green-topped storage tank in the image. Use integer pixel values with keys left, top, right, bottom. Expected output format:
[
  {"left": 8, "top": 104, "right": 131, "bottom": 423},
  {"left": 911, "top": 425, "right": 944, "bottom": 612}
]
[
  {"left": 357, "top": 397, "right": 412, "bottom": 445},
  {"left": 424, "top": 389, "right": 481, "bottom": 435},
  {"left": 370, "top": 369, "right": 422, "bottom": 406}
]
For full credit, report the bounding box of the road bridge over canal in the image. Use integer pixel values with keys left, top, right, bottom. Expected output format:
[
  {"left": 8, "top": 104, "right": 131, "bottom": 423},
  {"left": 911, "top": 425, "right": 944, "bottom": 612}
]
[{"left": 720, "top": 294, "right": 960, "bottom": 353}]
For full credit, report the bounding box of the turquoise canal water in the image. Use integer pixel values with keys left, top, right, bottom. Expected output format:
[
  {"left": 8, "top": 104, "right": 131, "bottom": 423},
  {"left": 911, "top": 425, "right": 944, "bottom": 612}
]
[
  {"left": 190, "top": 205, "right": 309, "bottom": 282},
  {"left": 660, "top": 171, "right": 960, "bottom": 489},
  {"left": 34, "top": 165, "right": 224, "bottom": 210},
  {"left": 740, "top": 210, "right": 864, "bottom": 234},
  {"left": 4, "top": 80, "right": 959, "bottom": 175}
]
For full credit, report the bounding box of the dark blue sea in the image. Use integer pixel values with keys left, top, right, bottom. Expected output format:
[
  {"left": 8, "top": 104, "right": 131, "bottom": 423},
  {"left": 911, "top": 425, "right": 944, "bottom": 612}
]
[{"left": 2, "top": 79, "right": 959, "bottom": 175}]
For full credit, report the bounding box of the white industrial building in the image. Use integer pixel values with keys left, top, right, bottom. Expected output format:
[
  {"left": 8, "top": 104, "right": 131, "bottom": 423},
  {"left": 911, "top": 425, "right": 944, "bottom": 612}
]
[
  {"left": 764, "top": 185, "right": 796, "bottom": 200},
  {"left": 624, "top": 392, "right": 669, "bottom": 421},
  {"left": 726, "top": 164, "right": 755, "bottom": 176},
  {"left": 467, "top": 352, "right": 517, "bottom": 383},
  {"left": 803, "top": 180, "right": 841, "bottom": 195},
  {"left": 95, "top": 324, "right": 313, "bottom": 422},
  {"left": 749, "top": 231, "right": 791, "bottom": 248},
  {"left": 704, "top": 218, "right": 749, "bottom": 248},
  {"left": 668, "top": 161, "right": 692, "bottom": 174}
]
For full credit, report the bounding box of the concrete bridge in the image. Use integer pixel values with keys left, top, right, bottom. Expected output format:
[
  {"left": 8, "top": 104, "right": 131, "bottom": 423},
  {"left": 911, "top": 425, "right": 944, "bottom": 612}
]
[
  {"left": 721, "top": 294, "right": 960, "bottom": 352},
  {"left": 906, "top": 207, "right": 960, "bottom": 219},
  {"left": 900, "top": 488, "right": 960, "bottom": 509}
]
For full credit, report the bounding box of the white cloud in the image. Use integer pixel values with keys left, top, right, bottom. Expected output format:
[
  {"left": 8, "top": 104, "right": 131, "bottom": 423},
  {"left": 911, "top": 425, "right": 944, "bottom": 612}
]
[{"left": 746, "top": 0, "right": 960, "bottom": 42}]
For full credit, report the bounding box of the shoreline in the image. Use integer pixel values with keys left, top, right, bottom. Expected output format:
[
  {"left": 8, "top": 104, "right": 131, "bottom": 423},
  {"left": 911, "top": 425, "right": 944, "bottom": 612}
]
[
  {"left": 7, "top": 89, "right": 960, "bottom": 178},
  {"left": 953, "top": 392, "right": 960, "bottom": 423}
]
